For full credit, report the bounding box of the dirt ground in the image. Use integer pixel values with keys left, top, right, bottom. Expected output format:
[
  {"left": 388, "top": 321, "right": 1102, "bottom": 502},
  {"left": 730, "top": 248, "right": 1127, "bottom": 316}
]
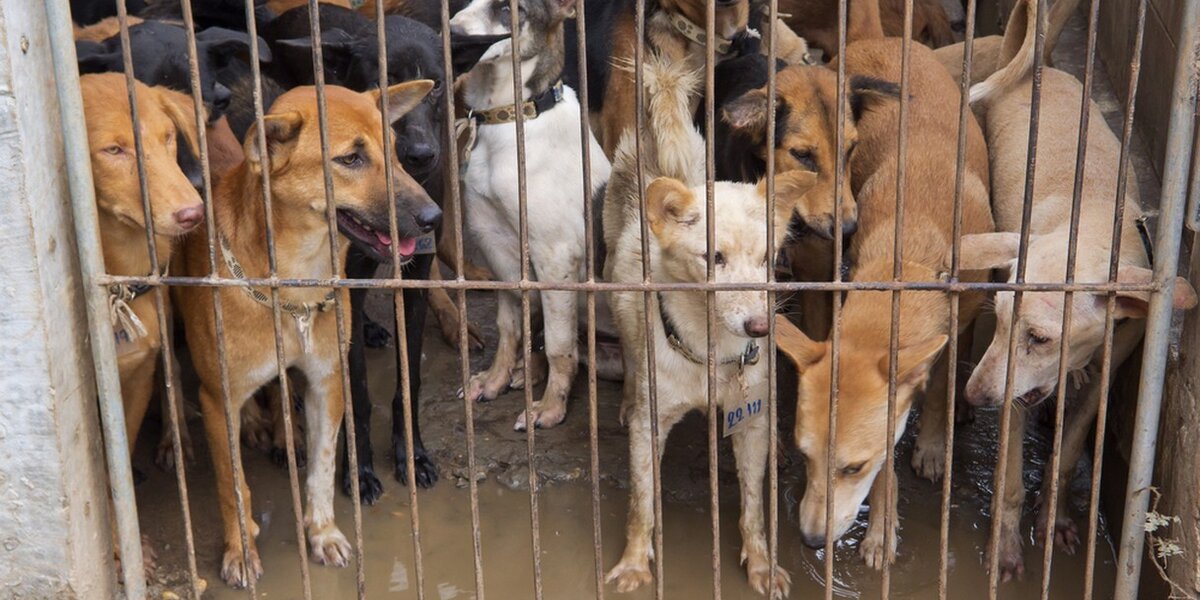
[{"left": 128, "top": 12, "right": 1149, "bottom": 600}]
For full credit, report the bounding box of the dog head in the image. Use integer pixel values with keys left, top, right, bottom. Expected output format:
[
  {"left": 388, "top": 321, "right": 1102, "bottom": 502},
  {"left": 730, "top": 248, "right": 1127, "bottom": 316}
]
[
  {"left": 776, "top": 297, "right": 947, "bottom": 547},
  {"left": 660, "top": 0, "right": 750, "bottom": 39},
  {"left": 81, "top": 73, "right": 205, "bottom": 238},
  {"left": 243, "top": 81, "right": 440, "bottom": 264},
  {"left": 448, "top": 0, "right": 576, "bottom": 64},
  {"left": 722, "top": 68, "right": 899, "bottom": 240},
  {"left": 960, "top": 231, "right": 1198, "bottom": 407},
  {"left": 647, "top": 174, "right": 814, "bottom": 337},
  {"left": 77, "top": 21, "right": 272, "bottom": 124}
]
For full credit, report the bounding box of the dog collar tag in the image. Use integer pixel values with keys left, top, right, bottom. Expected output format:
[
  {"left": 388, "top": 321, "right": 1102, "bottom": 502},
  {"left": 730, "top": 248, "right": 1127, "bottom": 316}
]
[
  {"left": 723, "top": 377, "right": 768, "bottom": 438},
  {"left": 414, "top": 231, "right": 437, "bottom": 255},
  {"left": 295, "top": 308, "right": 314, "bottom": 355}
]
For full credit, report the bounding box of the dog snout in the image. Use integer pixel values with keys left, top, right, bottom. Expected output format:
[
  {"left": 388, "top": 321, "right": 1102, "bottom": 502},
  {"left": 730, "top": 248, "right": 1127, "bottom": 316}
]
[
  {"left": 173, "top": 204, "right": 205, "bottom": 232},
  {"left": 403, "top": 142, "right": 437, "bottom": 172},
  {"left": 413, "top": 203, "right": 443, "bottom": 233},
  {"left": 801, "top": 532, "right": 825, "bottom": 550},
  {"left": 212, "top": 83, "right": 232, "bottom": 117},
  {"left": 743, "top": 316, "right": 770, "bottom": 337},
  {"left": 842, "top": 219, "right": 858, "bottom": 238}
]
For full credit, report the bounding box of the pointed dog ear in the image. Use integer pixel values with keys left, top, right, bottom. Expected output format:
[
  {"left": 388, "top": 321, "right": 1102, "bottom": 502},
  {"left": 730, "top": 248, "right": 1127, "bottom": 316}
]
[
  {"left": 367, "top": 80, "right": 435, "bottom": 125},
  {"left": 449, "top": 32, "right": 511, "bottom": 76},
  {"left": 155, "top": 87, "right": 206, "bottom": 191},
  {"left": 76, "top": 40, "right": 123, "bottom": 74},
  {"left": 275, "top": 29, "right": 363, "bottom": 79},
  {"left": 886, "top": 334, "right": 948, "bottom": 386},
  {"left": 760, "top": 170, "right": 818, "bottom": 225},
  {"left": 551, "top": 0, "right": 578, "bottom": 20},
  {"left": 722, "top": 88, "right": 770, "bottom": 140},
  {"left": 849, "top": 75, "right": 899, "bottom": 121},
  {"left": 1111, "top": 265, "right": 1199, "bottom": 319},
  {"left": 646, "top": 177, "right": 700, "bottom": 242},
  {"left": 958, "top": 232, "right": 1021, "bottom": 272},
  {"left": 775, "top": 314, "right": 826, "bottom": 372},
  {"left": 244, "top": 112, "right": 304, "bottom": 173},
  {"left": 198, "top": 27, "right": 273, "bottom": 64}
]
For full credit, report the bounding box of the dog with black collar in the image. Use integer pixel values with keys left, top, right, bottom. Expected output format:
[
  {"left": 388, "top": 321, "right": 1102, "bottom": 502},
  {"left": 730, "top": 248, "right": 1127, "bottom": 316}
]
[{"left": 450, "top": 0, "right": 612, "bottom": 431}]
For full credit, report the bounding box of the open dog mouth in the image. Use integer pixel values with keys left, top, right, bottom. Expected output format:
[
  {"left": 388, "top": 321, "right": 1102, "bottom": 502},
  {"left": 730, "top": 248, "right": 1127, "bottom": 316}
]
[
  {"left": 1015, "top": 387, "right": 1048, "bottom": 408},
  {"left": 336, "top": 209, "right": 417, "bottom": 262}
]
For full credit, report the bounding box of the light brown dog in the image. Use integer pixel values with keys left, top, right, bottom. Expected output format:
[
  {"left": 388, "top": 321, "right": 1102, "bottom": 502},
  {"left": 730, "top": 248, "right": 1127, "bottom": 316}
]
[
  {"left": 961, "top": 0, "right": 1196, "bottom": 580},
  {"left": 778, "top": 0, "right": 955, "bottom": 57},
  {"left": 775, "top": 38, "right": 994, "bottom": 568},
  {"left": 82, "top": 72, "right": 205, "bottom": 574},
  {"left": 74, "top": 15, "right": 145, "bottom": 42},
  {"left": 175, "top": 80, "right": 434, "bottom": 588}
]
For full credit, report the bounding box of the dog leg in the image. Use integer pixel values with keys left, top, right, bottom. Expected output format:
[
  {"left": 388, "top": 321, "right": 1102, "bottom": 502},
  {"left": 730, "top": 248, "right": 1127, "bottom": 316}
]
[
  {"left": 513, "top": 282, "right": 578, "bottom": 430},
  {"left": 861, "top": 469, "right": 898, "bottom": 569},
  {"left": 733, "top": 414, "right": 791, "bottom": 598},
  {"left": 268, "top": 379, "right": 306, "bottom": 469},
  {"left": 466, "top": 289, "right": 521, "bottom": 402},
  {"left": 991, "top": 406, "right": 1028, "bottom": 582},
  {"left": 302, "top": 363, "right": 353, "bottom": 569},
  {"left": 342, "top": 257, "right": 384, "bottom": 504},
  {"left": 155, "top": 352, "right": 194, "bottom": 472},
  {"left": 240, "top": 390, "right": 274, "bottom": 453},
  {"left": 912, "top": 353, "right": 950, "bottom": 482},
  {"left": 199, "top": 387, "right": 262, "bottom": 588},
  {"left": 606, "top": 390, "right": 682, "bottom": 593},
  {"left": 121, "top": 353, "right": 158, "bottom": 455},
  {"left": 393, "top": 282, "right": 439, "bottom": 488},
  {"left": 428, "top": 261, "right": 484, "bottom": 350}
]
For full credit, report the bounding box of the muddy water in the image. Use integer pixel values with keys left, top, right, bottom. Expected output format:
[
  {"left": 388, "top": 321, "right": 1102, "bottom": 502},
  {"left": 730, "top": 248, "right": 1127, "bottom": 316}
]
[{"left": 134, "top": 290, "right": 1116, "bottom": 600}]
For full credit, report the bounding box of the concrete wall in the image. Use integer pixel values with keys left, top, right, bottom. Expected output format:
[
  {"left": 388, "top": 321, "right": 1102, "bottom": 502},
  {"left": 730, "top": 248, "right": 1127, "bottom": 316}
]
[{"left": 0, "top": 1, "right": 118, "bottom": 598}]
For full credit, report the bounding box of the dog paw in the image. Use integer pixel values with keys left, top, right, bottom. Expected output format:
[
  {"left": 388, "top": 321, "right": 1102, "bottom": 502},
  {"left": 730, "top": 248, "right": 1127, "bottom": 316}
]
[
  {"left": 910, "top": 437, "right": 946, "bottom": 482},
  {"left": 509, "top": 354, "right": 547, "bottom": 390},
  {"left": 1036, "top": 510, "right": 1081, "bottom": 555},
  {"left": 342, "top": 464, "right": 385, "bottom": 505},
  {"left": 220, "top": 546, "right": 263, "bottom": 589},
  {"left": 989, "top": 530, "right": 1025, "bottom": 583},
  {"left": 394, "top": 450, "right": 439, "bottom": 489},
  {"left": 465, "top": 370, "right": 509, "bottom": 403},
  {"left": 270, "top": 443, "right": 308, "bottom": 470},
  {"left": 155, "top": 431, "right": 194, "bottom": 473},
  {"left": 308, "top": 524, "right": 352, "bottom": 568},
  {"left": 364, "top": 318, "right": 392, "bottom": 348},
  {"left": 513, "top": 400, "right": 567, "bottom": 431},
  {"left": 860, "top": 525, "right": 897, "bottom": 570},
  {"left": 435, "top": 309, "right": 485, "bottom": 350},
  {"left": 743, "top": 550, "right": 791, "bottom": 598},
  {"left": 605, "top": 557, "right": 654, "bottom": 593},
  {"left": 240, "top": 419, "right": 273, "bottom": 454}
]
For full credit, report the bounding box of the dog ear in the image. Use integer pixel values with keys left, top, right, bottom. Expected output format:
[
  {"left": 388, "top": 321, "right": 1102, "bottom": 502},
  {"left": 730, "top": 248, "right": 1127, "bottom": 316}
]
[
  {"left": 76, "top": 40, "right": 123, "bottom": 74},
  {"left": 775, "top": 314, "right": 825, "bottom": 372},
  {"left": 759, "top": 170, "right": 818, "bottom": 224},
  {"left": 449, "top": 32, "right": 511, "bottom": 76},
  {"left": 1110, "top": 265, "right": 1199, "bottom": 319},
  {"left": 244, "top": 112, "right": 304, "bottom": 173},
  {"left": 849, "top": 75, "right": 900, "bottom": 122},
  {"left": 199, "top": 27, "right": 273, "bottom": 65},
  {"left": 722, "top": 88, "right": 769, "bottom": 140},
  {"left": 886, "top": 334, "right": 948, "bottom": 386},
  {"left": 646, "top": 177, "right": 699, "bottom": 241},
  {"left": 551, "top": 0, "right": 579, "bottom": 19},
  {"left": 155, "top": 87, "right": 207, "bottom": 191},
  {"left": 958, "top": 232, "right": 1020, "bottom": 272},
  {"left": 367, "top": 80, "right": 436, "bottom": 125},
  {"left": 275, "top": 29, "right": 361, "bottom": 78}
]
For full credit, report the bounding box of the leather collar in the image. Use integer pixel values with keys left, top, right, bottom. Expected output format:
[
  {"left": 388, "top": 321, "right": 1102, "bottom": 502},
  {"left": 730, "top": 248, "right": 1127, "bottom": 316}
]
[
  {"left": 470, "top": 81, "right": 564, "bottom": 126},
  {"left": 657, "top": 292, "right": 760, "bottom": 367},
  {"left": 666, "top": 11, "right": 735, "bottom": 56}
]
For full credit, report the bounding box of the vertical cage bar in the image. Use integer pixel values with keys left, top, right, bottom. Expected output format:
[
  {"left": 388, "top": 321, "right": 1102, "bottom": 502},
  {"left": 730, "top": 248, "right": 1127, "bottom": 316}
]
[
  {"left": 702, "top": 2, "right": 721, "bottom": 599},
  {"left": 44, "top": 0, "right": 146, "bottom": 595},
  {"left": 1113, "top": 0, "right": 1200, "bottom": 593},
  {"left": 764, "top": 0, "right": 781, "bottom": 596}
]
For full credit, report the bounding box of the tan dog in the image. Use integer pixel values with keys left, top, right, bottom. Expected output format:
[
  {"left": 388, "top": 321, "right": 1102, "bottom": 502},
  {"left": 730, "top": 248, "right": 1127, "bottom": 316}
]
[
  {"left": 775, "top": 38, "right": 993, "bottom": 568},
  {"left": 961, "top": 0, "right": 1197, "bottom": 580},
  {"left": 81, "top": 72, "right": 205, "bottom": 573},
  {"left": 74, "top": 15, "right": 145, "bottom": 42},
  {"left": 175, "top": 80, "right": 434, "bottom": 587},
  {"left": 779, "top": 0, "right": 955, "bottom": 57},
  {"left": 603, "top": 56, "right": 806, "bottom": 598}
]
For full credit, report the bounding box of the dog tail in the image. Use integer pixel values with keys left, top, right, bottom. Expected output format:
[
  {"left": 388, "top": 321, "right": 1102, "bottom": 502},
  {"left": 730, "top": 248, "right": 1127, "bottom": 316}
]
[
  {"left": 968, "top": 0, "right": 1041, "bottom": 105},
  {"left": 612, "top": 54, "right": 704, "bottom": 184}
]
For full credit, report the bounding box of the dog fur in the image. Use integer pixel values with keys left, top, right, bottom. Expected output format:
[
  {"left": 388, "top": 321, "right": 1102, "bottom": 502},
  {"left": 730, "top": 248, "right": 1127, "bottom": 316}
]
[
  {"left": 603, "top": 54, "right": 806, "bottom": 598},
  {"left": 775, "top": 38, "right": 994, "bottom": 568},
  {"left": 174, "top": 81, "right": 434, "bottom": 587},
  {"left": 961, "top": 0, "right": 1197, "bottom": 580},
  {"left": 450, "top": 0, "right": 612, "bottom": 430},
  {"left": 776, "top": 0, "right": 954, "bottom": 57}
]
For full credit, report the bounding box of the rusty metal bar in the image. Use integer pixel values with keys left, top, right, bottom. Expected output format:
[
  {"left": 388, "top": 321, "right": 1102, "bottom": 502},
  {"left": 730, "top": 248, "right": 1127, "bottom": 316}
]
[
  {"left": 45, "top": 0, "right": 146, "bottom": 595},
  {"left": 702, "top": 1, "right": 722, "bottom": 598},
  {"left": 941, "top": 0, "right": 981, "bottom": 594},
  {"left": 1082, "top": 0, "right": 1150, "bottom": 594},
  {"left": 985, "top": 0, "right": 1046, "bottom": 594},
  {"left": 302, "top": 2, "right": 369, "bottom": 595},
  {"left": 1113, "top": 0, "right": 1200, "bottom": 592},
  {"left": 764, "top": 1, "right": 781, "bottom": 596}
]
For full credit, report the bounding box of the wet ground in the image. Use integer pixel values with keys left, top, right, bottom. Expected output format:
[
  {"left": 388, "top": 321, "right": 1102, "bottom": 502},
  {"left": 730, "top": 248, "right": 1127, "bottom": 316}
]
[{"left": 131, "top": 12, "right": 1144, "bottom": 600}]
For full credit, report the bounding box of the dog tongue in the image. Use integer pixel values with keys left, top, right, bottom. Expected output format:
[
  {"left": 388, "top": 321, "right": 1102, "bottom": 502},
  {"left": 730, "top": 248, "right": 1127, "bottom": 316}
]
[
  {"left": 375, "top": 230, "right": 392, "bottom": 246},
  {"left": 397, "top": 236, "right": 417, "bottom": 256}
]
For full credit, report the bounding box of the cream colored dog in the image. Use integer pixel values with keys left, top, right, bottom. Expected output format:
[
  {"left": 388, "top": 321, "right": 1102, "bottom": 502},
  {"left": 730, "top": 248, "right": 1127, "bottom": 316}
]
[
  {"left": 962, "top": 0, "right": 1197, "bottom": 580},
  {"left": 603, "top": 56, "right": 810, "bottom": 598}
]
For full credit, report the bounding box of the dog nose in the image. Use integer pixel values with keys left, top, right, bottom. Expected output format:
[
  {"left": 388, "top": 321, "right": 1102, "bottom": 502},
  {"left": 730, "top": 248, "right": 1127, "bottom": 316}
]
[
  {"left": 744, "top": 316, "right": 770, "bottom": 337},
  {"left": 801, "top": 532, "right": 825, "bottom": 549},
  {"left": 842, "top": 219, "right": 858, "bottom": 238},
  {"left": 414, "top": 204, "right": 443, "bottom": 233},
  {"left": 212, "top": 84, "right": 232, "bottom": 115},
  {"left": 404, "top": 143, "right": 437, "bottom": 170},
  {"left": 173, "top": 204, "right": 205, "bottom": 231}
]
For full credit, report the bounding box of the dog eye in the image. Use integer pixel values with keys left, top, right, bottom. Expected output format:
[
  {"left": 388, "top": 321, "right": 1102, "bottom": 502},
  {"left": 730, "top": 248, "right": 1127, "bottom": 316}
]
[
  {"left": 102, "top": 145, "right": 124, "bottom": 156},
  {"left": 789, "top": 148, "right": 818, "bottom": 171},
  {"left": 847, "top": 142, "right": 858, "bottom": 157},
  {"left": 1028, "top": 331, "right": 1050, "bottom": 346},
  {"left": 334, "top": 152, "right": 365, "bottom": 168},
  {"left": 840, "top": 462, "right": 866, "bottom": 476}
]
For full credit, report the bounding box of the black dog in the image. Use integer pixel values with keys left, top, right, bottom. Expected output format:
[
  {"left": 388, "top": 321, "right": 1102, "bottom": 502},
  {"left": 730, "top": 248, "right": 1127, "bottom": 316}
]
[
  {"left": 256, "top": 4, "right": 498, "bottom": 502},
  {"left": 69, "top": 0, "right": 148, "bottom": 25}
]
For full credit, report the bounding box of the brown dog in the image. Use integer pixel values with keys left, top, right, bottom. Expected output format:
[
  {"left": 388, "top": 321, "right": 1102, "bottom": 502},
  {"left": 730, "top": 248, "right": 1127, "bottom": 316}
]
[
  {"left": 175, "top": 80, "right": 434, "bottom": 587},
  {"left": 778, "top": 0, "right": 954, "bottom": 57},
  {"left": 776, "top": 38, "right": 994, "bottom": 567},
  {"left": 82, "top": 72, "right": 205, "bottom": 574}
]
